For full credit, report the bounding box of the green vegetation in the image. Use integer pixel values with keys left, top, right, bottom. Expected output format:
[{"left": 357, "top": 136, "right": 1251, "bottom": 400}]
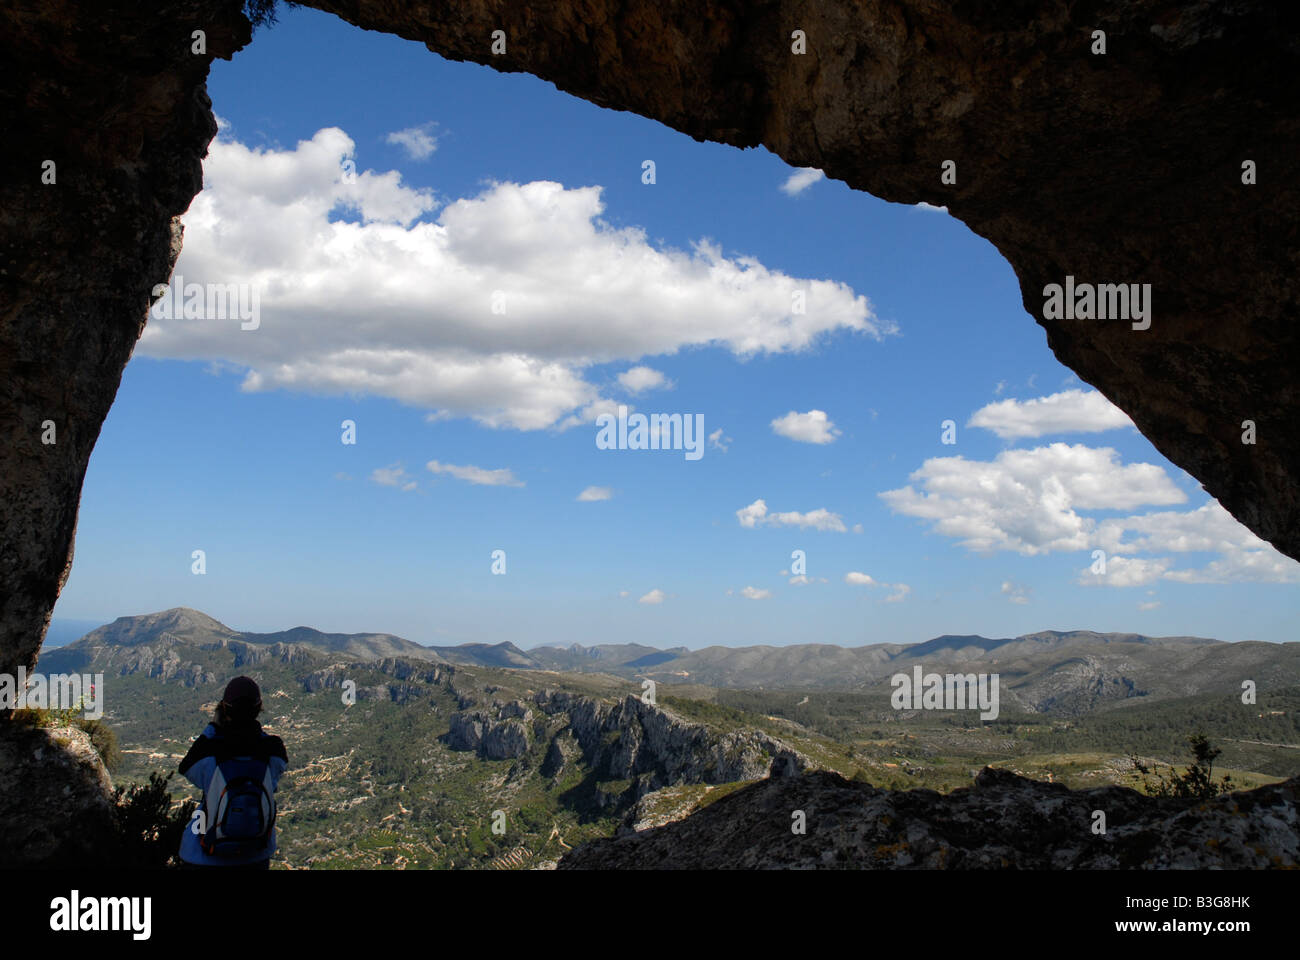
[
  {"left": 1131, "top": 734, "right": 1244, "bottom": 798},
  {"left": 113, "top": 772, "right": 197, "bottom": 867},
  {"left": 11, "top": 707, "right": 121, "bottom": 771},
  {"left": 44, "top": 618, "right": 1298, "bottom": 869}
]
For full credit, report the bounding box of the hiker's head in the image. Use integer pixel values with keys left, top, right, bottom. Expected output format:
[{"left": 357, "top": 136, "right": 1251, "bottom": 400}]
[{"left": 215, "top": 676, "right": 262, "bottom": 728}]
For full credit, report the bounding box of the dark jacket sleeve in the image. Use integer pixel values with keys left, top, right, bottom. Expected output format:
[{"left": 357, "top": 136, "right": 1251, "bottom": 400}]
[
  {"left": 263, "top": 734, "right": 288, "bottom": 765},
  {"left": 177, "top": 734, "right": 214, "bottom": 776}
]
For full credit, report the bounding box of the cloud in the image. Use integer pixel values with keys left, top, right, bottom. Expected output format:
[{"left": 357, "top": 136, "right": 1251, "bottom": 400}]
[
  {"left": 969, "top": 389, "right": 1134, "bottom": 439},
  {"left": 1138, "top": 600, "right": 1162, "bottom": 611},
  {"left": 385, "top": 123, "right": 439, "bottom": 160},
  {"left": 577, "top": 485, "right": 612, "bottom": 502},
  {"left": 845, "top": 571, "right": 910, "bottom": 601},
  {"left": 141, "top": 128, "right": 885, "bottom": 432},
  {"left": 638, "top": 589, "right": 665, "bottom": 605},
  {"left": 880, "top": 443, "right": 1186, "bottom": 555},
  {"left": 1093, "top": 502, "right": 1300, "bottom": 584},
  {"left": 913, "top": 202, "right": 949, "bottom": 213},
  {"left": 770, "top": 409, "right": 840, "bottom": 445},
  {"left": 708, "top": 428, "right": 731, "bottom": 452},
  {"left": 739, "top": 586, "right": 772, "bottom": 600},
  {"left": 556, "top": 398, "right": 626, "bottom": 432},
  {"left": 617, "top": 366, "right": 672, "bottom": 394},
  {"left": 736, "top": 500, "right": 768, "bottom": 528},
  {"left": 426, "top": 460, "right": 524, "bottom": 487},
  {"left": 1163, "top": 553, "right": 1300, "bottom": 584},
  {"left": 1077, "top": 555, "right": 1174, "bottom": 588},
  {"left": 1000, "top": 581, "right": 1030, "bottom": 605},
  {"left": 884, "top": 584, "right": 911, "bottom": 603},
  {"left": 780, "top": 168, "right": 824, "bottom": 195},
  {"left": 736, "top": 498, "right": 847, "bottom": 532},
  {"left": 371, "top": 463, "right": 417, "bottom": 491},
  {"left": 890, "top": 396, "right": 1299, "bottom": 584}
]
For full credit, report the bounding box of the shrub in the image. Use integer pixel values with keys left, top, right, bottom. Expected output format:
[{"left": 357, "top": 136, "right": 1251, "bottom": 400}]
[
  {"left": 9, "top": 708, "right": 120, "bottom": 771},
  {"left": 1131, "top": 734, "right": 1236, "bottom": 799},
  {"left": 113, "top": 772, "right": 198, "bottom": 868}
]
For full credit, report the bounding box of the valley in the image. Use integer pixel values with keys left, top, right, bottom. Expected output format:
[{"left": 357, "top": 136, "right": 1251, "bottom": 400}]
[{"left": 35, "top": 608, "right": 1300, "bottom": 869}]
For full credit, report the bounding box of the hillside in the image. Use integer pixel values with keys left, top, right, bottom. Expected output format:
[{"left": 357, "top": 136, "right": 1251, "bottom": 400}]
[
  {"left": 30, "top": 607, "right": 1300, "bottom": 869},
  {"left": 46, "top": 611, "right": 1300, "bottom": 719}
]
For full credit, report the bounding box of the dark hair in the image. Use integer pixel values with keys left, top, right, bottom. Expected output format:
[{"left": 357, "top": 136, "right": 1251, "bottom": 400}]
[
  {"left": 214, "top": 676, "right": 263, "bottom": 729},
  {"left": 214, "top": 697, "right": 262, "bottom": 729}
]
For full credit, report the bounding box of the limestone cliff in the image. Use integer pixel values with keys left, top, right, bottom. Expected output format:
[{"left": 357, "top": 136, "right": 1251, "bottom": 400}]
[{"left": 533, "top": 691, "right": 812, "bottom": 793}]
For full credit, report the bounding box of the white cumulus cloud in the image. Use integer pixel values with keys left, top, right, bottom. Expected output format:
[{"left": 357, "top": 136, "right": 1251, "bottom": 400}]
[
  {"left": 969, "top": 389, "right": 1134, "bottom": 440},
  {"left": 736, "top": 499, "right": 846, "bottom": 532},
  {"left": 616, "top": 366, "right": 672, "bottom": 394},
  {"left": 880, "top": 443, "right": 1186, "bottom": 555},
  {"left": 770, "top": 409, "right": 840, "bottom": 445},
  {"left": 141, "top": 128, "right": 886, "bottom": 432},
  {"left": 780, "top": 168, "right": 824, "bottom": 195},
  {"left": 577, "top": 486, "right": 612, "bottom": 502}
]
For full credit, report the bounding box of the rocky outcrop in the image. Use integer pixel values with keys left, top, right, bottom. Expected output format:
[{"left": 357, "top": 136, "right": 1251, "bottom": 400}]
[
  {"left": 482, "top": 719, "right": 530, "bottom": 760},
  {"left": 560, "top": 766, "right": 1300, "bottom": 869},
  {"left": 0, "top": 1, "right": 251, "bottom": 683},
  {"left": 0, "top": 721, "right": 118, "bottom": 867},
  {"left": 443, "top": 711, "right": 531, "bottom": 760},
  {"left": 301, "top": 659, "right": 445, "bottom": 690},
  {"left": 49, "top": 632, "right": 219, "bottom": 687},
  {"left": 499, "top": 699, "right": 532, "bottom": 721},
  {"left": 534, "top": 691, "right": 812, "bottom": 794},
  {"left": 228, "top": 640, "right": 317, "bottom": 669},
  {"left": 301, "top": 658, "right": 445, "bottom": 703},
  {"left": 3, "top": 1, "right": 1299, "bottom": 687},
  {"left": 540, "top": 728, "right": 580, "bottom": 780}
]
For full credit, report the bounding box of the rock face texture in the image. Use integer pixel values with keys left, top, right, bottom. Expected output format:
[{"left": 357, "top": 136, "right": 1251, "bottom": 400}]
[
  {"left": 534, "top": 691, "right": 812, "bottom": 794},
  {"left": 1, "top": 2, "right": 250, "bottom": 683},
  {"left": 443, "top": 710, "right": 532, "bottom": 759},
  {"left": 2, "top": 1, "right": 1298, "bottom": 687},
  {"left": 3, "top": 0, "right": 1298, "bottom": 866},
  {"left": 0, "top": 722, "right": 118, "bottom": 867},
  {"left": 560, "top": 766, "right": 1300, "bottom": 869}
]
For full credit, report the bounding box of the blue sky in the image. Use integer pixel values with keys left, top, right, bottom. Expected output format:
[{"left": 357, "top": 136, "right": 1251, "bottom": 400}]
[{"left": 51, "top": 6, "right": 1298, "bottom": 648}]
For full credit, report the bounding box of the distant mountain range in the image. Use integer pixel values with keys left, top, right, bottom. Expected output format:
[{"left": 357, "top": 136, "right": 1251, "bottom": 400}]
[{"left": 37, "top": 608, "right": 1300, "bottom": 715}]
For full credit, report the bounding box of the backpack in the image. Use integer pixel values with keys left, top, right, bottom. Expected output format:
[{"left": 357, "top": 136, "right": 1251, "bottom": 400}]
[{"left": 200, "top": 755, "right": 277, "bottom": 858}]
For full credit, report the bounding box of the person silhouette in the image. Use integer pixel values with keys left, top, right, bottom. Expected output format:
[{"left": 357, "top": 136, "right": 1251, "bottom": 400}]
[{"left": 177, "top": 676, "right": 287, "bottom": 868}]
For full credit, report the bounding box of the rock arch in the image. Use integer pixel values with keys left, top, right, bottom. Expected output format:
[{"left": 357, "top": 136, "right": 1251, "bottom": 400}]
[{"left": 2, "top": 0, "right": 1297, "bottom": 681}]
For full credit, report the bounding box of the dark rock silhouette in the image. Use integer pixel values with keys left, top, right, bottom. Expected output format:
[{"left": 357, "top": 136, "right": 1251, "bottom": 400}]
[
  {"left": 3, "top": 1, "right": 1298, "bottom": 867},
  {"left": 3, "top": 1, "right": 1298, "bottom": 685},
  {"left": 560, "top": 767, "right": 1300, "bottom": 869}
]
